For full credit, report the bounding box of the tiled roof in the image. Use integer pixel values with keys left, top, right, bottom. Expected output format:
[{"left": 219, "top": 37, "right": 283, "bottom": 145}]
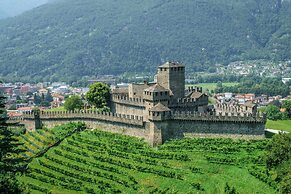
[
  {"left": 149, "top": 103, "right": 171, "bottom": 112},
  {"left": 190, "top": 92, "right": 206, "bottom": 99},
  {"left": 145, "top": 84, "right": 169, "bottom": 92}
]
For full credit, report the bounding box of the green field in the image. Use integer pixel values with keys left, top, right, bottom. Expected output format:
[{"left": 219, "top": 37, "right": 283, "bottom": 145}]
[
  {"left": 186, "top": 82, "right": 238, "bottom": 92},
  {"left": 46, "top": 106, "right": 66, "bottom": 112},
  {"left": 18, "top": 125, "right": 278, "bottom": 194},
  {"left": 266, "top": 120, "right": 291, "bottom": 133}
]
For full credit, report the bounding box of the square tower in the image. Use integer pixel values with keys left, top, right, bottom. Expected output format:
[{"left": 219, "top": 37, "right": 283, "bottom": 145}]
[{"left": 156, "top": 62, "right": 185, "bottom": 99}]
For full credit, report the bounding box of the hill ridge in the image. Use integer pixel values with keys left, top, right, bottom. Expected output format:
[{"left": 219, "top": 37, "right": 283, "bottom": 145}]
[{"left": 0, "top": 0, "right": 290, "bottom": 82}]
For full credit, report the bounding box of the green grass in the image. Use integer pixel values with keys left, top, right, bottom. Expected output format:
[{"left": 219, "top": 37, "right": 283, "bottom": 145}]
[
  {"left": 18, "top": 128, "right": 278, "bottom": 194},
  {"left": 186, "top": 82, "right": 238, "bottom": 92},
  {"left": 46, "top": 106, "right": 66, "bottom": 112},
  {"left": 266, "top": 120, "right": 291, "bottom": 132}
]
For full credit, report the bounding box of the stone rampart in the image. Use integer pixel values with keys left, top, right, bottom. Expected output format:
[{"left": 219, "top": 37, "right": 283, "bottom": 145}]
[
  {"left": 23, "top": 111, "right": 144, "bottom": 127},
  {"left": 170, "top": 97, "right": 207, "bottom": 107},
  {"left": 216, "top": 103, "right": 243, "bottom": 112},
  {"left": 152, "top": 111, "right": 266, "bottom": 144},
  {"left": 111, "top": 94, "right": 145, "bottom": 107},
  {"left": 17, "top": 109, "right": 266, "bottom": 146},
  {"left": 171, "top": 111, "right": 266, "bottom": 123}
]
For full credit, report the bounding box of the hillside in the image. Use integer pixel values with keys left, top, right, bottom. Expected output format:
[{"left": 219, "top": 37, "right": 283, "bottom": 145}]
[
  {"left": 0, "top": 0, "right": 290, "bottom": 82},
  {"left": 18, "top": 126, "right": 278, "bottom": 193}
]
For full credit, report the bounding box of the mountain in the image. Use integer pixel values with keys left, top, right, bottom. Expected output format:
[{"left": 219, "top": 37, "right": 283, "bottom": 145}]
[
  {"left": 0, "top": 0, "right": 48, "bottom": 19},
  {"left": 0, "top": 0, "right": 290, "bottom": 82}
]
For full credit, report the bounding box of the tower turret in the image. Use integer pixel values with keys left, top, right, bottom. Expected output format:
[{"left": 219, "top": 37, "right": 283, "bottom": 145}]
[{"left": 156, "top": 62, "right": 185, "bottom": 99}]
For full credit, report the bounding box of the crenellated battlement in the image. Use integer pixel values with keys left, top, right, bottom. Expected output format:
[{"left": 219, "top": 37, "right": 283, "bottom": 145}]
[
  {"left": 215, "top": 102, "right": 256, "bottom": 115},
  {"left": 111, "top": 94, "right": 145, "bottom": 107},
  {"left": 22, "top": 110, "right": 144, "bottom": 126},
  {"left": 171, "top": 96, "right": 207, "bottom": 107},
  {"left": 171, "top": 111, "right": 266, "bottom": 123},
  {"left": 186, "top": 86, "right": 202, "bottom": 93}
]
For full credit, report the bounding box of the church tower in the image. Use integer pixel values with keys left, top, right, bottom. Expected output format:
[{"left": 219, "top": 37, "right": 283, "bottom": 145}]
[{"left": 156, "top": 62, "right": 185, "bottom": 99}]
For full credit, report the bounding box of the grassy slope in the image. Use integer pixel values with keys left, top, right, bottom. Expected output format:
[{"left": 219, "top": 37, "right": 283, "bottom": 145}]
[
  {"left": 46, "top": 106, "right": 66, "bottom": 112},
  {"left": 266, "top": 120, "right": 291, "bottom": 132},
  {"left": 187, "top": 82, "right": 239, "bottom": 92},
  {"left": 18, "top": 129, "right": 277, "bottom": 193}
]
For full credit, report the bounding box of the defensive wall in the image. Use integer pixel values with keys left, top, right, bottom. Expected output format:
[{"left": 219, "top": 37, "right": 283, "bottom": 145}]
[
  {"left": 14, "top": 110, "right": 266, "bottom": 146},
  {"left": 111, "top": 94, "right": 145, "bottom": 116},
  {"left": 111, "top": 93, "right": 209, "bottom": 117}
]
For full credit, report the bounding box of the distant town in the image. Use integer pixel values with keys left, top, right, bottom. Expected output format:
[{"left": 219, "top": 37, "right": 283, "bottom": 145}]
[{"left": 2, "top": 74, "right": 291, "bottom": 119}]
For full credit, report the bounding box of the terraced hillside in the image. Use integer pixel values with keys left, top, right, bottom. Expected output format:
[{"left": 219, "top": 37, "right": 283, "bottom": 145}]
[
  {"left": 18, "top": 122, "right": 85, "bottom": 160},
  {"left": 18, "top": 127, "right": 278, "bottom": 193}
]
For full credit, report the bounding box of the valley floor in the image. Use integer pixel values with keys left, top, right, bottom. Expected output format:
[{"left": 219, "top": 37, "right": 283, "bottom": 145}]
[{"left": 266, "top": 120, "right": 291, "bottom": 133}]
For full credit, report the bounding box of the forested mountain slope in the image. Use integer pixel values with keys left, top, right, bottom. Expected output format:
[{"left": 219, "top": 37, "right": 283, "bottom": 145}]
[{"left": 0, "top": 0, "right": 290, "bottom": 82}]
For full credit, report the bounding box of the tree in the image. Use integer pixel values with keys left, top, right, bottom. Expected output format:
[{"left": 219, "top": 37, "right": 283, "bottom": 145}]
[
  {"left": 282, "top": 100, "right": 291, "bottom": 118},
  {"left": 266, "top": 133, "right": 291, "bottom": 193},
  {"left": 86, "top": 82, "right": 110, "bottom": 109},
  {"left": 33, "top": 93, "right": 41, "bottom": 105},
  {"left": 45, "top": 92, "right": 53, "bottom": 103},
  {"left": 64, "top": 95, "right": 83, "bottom": 111},
  {"left": 0, "top": 94, "right": 27, "bottom": 193},
  {"left": 265, "top": 105, "right": 282, "bottom": 120}
]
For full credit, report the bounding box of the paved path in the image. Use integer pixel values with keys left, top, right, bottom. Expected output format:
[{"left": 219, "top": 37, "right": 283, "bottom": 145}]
[{"left": 265, "top": 129, "right": 289, "bottom": 134}]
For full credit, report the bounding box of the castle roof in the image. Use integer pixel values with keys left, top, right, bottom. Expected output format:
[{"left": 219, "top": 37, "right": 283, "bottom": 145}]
[
  {"left": 145, "top": 84, "right": 169, "bottom": 92},
  {"left": 149, "top": 103, "right": 171, "bottom": 112},
  {"left": 190, "top": 92, "right": 207, "bottom": 99},
  {"left": 111, "top": 87, "right": 128, "bottom": 94},
  {"left": 159, "top": 62, "right": 185, "bottom": 68}
]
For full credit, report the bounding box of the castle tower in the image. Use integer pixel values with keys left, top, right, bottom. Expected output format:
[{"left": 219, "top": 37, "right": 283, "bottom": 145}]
[
  {"left": 143, "top": 84, "right": 170, "bottom": 120},
  {"left": 156, "top": 62, "right": 185, "bottom": 99}
]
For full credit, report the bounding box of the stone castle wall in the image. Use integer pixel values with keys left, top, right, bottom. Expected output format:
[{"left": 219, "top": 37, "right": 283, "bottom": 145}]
[
  {"left": 215, "top": 102, "right": 255, "bottom": 114},
  {"left": 23, "top": 111, "right": 144, "bottom": 127},
  {"left": 111, "top": 94, "right": 145, "bottom": 116},
  {"left": 149, "top": 112, "right": 266, "bottom": 144},
  {"left": 16, "top": 111, "right": 266, "bottom": 146},
  {"left": 111, "top": 94, "right": 145, "bottom": 107}
]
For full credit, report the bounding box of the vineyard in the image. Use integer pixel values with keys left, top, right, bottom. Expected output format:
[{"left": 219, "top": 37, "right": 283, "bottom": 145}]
[
  {"left": 18, "top": 125, "right": 278, "bottom": 193},
  {"left": 18, "top": 122, "right": 85, "bottom": 159}
]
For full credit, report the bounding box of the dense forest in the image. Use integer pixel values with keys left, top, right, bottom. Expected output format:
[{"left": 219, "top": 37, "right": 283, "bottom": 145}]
[
  {"left": 215, "top": 76, "right": 290, "bottom": 97},
  {"left": 0, "top": 0, "right": 290, "bottom": 82}
]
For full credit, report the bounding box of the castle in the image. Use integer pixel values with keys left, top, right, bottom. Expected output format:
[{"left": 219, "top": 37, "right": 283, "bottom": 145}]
[{"left": 18, "top": 62, "right": 266, "bottom": 146}]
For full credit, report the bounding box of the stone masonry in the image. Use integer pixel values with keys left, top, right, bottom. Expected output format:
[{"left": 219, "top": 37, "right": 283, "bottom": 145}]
[{"left": 17, "top": 62, "right": 266, "bottom": 146}]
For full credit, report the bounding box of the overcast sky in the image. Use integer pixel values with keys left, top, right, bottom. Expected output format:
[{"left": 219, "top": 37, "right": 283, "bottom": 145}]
[{"left": 0, "top": 0, "right": 49, "bottom": 19}]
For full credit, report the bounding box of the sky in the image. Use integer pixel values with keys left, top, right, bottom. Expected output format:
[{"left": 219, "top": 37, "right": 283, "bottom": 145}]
[{"left": 0, "top": 0, "right": 49, "bottom": 19}]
